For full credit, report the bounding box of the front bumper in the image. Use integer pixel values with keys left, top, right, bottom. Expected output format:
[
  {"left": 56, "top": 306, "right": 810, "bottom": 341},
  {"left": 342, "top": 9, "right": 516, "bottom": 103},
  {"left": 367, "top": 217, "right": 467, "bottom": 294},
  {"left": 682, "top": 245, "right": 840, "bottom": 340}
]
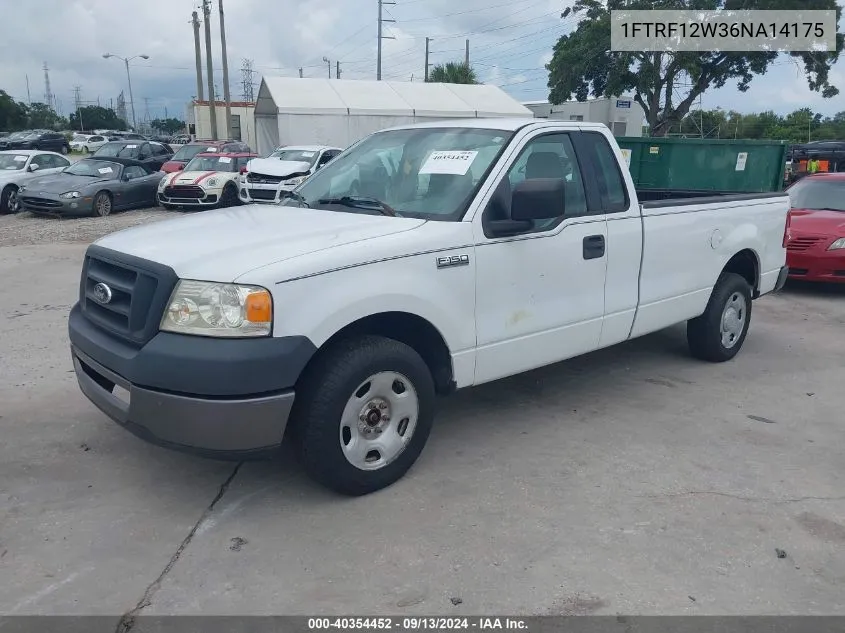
[
  {"left": 68, "top": 303, "right": 317, "bottom": 458},
  {"left": 787, "top": 250, "right": 845, "bottom": 283},
  {"left": 238, "top": 181, "right": 298, "bottom": 204},
  {"left": 20, "top": 192, "right": 94, "bottom": 215},
  {"left": 157, "top": 189, "right": 220, "bottom": 207}
]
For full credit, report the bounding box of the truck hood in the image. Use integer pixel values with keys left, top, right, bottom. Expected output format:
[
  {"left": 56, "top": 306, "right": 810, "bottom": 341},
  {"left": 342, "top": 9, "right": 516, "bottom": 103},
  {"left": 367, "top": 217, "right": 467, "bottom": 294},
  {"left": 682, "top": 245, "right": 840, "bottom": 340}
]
[
  {"left": 246, "top": 159, "right": 311, "bottom": 178},
  {"left": 93, "top": 205, "right": 427, "bottom": 281},
  {"left": 790, "top": 208, "right": 845, "bottom": 234}
]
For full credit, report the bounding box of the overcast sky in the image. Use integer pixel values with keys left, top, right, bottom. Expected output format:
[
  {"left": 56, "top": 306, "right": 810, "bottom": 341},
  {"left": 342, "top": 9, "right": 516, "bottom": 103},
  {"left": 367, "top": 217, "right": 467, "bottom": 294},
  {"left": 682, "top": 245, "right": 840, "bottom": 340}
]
[{"left": 2, "top": 0, "right": 844, "bottom": 124}]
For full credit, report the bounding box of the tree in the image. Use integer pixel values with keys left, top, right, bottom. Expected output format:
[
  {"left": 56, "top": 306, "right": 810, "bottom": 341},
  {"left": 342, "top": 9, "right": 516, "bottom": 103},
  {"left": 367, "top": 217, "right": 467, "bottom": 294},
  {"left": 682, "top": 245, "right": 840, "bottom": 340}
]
[
  {"left": 69, "top": 106, "right": 127, "bottom": 132},
  {"left": 427, "top": 62, "right": 480, "bottom": 84},
  {"left": 0, "top": 90, "right": 27, "bottom": 131},
  {"left": 23, "top": 102, "right": 68, "bottom": 130},
  {"left": 150, "top": 117, "right": 187, "bottom": 135},
  {"left": 547, "top": 0, "right": 844, "bottom": 136}
]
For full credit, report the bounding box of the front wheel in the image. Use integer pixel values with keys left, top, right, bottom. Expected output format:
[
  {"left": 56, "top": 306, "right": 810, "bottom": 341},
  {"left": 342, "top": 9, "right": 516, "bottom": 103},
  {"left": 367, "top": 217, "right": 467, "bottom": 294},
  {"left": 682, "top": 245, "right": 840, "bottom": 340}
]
[
  {"left": 92, "top": 191, "right": 113, "bottom": 217},
  {"left": 60, "top": 145, "right": 69, "bottom": 155},
  {"left": 218, "top": 185, "right": 238, "bottom": 208},
  {"left": 291, "top": 336, "right": 436, "bottom": 496},
  {"left": 687, "top": 272, "right": 752, "bottom": 362},
  {"left": 1, "top": 185, "right": 19, "bottom": 214}
]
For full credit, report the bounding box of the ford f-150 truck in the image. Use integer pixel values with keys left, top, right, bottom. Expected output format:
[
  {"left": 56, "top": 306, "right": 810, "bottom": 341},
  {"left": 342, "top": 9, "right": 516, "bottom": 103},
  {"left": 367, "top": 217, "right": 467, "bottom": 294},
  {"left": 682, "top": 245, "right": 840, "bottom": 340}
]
[{"left": 68, "top": 119, "right": 790, "bottom": 496}]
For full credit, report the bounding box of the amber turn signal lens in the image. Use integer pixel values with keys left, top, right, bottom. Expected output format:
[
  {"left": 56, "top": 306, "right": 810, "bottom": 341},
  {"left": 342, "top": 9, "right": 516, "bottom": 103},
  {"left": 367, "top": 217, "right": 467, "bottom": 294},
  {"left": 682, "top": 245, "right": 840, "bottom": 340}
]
[{"left": 245, "top": 289, "right": 272, "bottom": 323}]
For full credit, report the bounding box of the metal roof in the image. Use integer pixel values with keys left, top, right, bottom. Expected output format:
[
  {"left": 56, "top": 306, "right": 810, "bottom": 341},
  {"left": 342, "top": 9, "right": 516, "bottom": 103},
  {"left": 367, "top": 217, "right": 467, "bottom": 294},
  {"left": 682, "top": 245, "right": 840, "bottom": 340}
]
[{"left": 255, "top": 77, "right": 532, "bottom": 118}]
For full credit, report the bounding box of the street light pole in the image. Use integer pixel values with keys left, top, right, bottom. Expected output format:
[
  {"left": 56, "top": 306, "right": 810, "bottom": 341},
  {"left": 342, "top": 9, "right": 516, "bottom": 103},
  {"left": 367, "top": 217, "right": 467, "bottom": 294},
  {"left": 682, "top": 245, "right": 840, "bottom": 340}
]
[{"left": 103, "top": 53, "right": 149, "bottom": 131}]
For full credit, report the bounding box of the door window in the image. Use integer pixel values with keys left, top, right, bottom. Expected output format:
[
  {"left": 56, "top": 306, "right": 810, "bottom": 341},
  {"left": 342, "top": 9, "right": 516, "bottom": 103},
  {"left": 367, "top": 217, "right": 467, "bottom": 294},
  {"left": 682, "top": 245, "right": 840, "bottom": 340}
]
[
  {"left": 487, "top": 133, "right": 588, "bottom": 233},
  {"left": 123, "top": 165, "right": 147, "bottom": 180},
  {"left": 581, "top": 132, "right": 629, "bottom": 212},
  {"left": 34, "top": 154, "right": 61, "bottom": 169}
]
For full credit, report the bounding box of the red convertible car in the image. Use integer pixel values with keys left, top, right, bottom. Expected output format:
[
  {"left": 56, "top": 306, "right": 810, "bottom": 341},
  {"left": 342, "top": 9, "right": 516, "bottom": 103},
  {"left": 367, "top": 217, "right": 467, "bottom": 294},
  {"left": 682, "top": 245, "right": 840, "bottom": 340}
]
[{"left": 785, "top": 173, "right": 845, "bottom": 283}]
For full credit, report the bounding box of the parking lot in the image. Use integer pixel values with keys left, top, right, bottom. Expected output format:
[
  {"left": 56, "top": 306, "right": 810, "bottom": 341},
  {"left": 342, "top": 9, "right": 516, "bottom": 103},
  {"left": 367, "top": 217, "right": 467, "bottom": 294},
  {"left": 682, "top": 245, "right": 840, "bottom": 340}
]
[{"left": 1, "top": 210, "right": 844, "bottom": 617}]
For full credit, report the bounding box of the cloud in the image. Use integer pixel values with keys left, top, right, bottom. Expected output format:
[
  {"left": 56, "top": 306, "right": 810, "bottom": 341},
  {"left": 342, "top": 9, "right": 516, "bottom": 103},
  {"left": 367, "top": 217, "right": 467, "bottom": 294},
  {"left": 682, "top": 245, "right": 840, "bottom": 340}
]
[{"left": 1, "top": 0, "right": 843, "bottom": 124}]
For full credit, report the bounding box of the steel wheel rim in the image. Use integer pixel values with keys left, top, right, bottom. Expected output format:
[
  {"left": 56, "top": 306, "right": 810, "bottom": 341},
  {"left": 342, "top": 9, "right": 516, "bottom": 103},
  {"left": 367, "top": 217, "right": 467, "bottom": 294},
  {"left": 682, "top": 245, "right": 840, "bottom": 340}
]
[
  {"left": 97, "top": 195, "right": 111, "bottom": 216},
  {"left": 339, "top": 371, "right": 419, "bottom": 471},
  {"left": 721, "top": 292, "right": 746, "bottom": 349}
]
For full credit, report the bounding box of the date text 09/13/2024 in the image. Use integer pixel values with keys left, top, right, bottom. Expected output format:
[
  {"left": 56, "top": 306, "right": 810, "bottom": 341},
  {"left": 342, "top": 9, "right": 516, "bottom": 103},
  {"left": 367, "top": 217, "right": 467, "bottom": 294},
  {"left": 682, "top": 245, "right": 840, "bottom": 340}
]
[{"left": 308, "top": 617, "right": 528, "bottom": 630}]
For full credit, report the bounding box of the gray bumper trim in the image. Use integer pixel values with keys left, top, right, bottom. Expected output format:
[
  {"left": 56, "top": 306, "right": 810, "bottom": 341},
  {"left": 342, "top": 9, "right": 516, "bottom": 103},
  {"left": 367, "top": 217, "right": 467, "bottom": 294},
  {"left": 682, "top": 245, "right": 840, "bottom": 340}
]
[
  {"left": 775, "top": 265, "right": 789, "bottom": 292},
  {"left": 72, "top": 346, "right": 294, "bottom": 456}
]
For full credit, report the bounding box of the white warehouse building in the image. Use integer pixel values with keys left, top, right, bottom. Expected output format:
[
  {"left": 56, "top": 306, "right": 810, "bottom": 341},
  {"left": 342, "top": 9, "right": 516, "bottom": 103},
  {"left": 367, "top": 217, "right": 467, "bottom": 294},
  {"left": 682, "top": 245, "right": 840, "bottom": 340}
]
[
  {"left": 253, "top": 77, "right": 534, "bottom": 155},
  {"left": 523, "top": 96, "right": 645, "bottom": 137}
]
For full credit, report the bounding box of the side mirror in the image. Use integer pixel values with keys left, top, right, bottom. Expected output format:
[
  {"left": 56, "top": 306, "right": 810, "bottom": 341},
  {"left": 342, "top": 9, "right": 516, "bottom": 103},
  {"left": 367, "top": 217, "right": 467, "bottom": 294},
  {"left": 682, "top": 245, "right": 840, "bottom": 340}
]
[
  {"left": 28, "top": 163, "right": 40, "bottom": 172},
  {"left": 239, "top": 167, "right": 247, "bottom": 174},
  {"left": 510, "top": 178, "right": 566, "bottom": 221},
  {"left": 486, "top": 178, "right": 567, "bottom": 237},
  {"left": 122, "top": 174, "right": 131, "bottom": 181}
]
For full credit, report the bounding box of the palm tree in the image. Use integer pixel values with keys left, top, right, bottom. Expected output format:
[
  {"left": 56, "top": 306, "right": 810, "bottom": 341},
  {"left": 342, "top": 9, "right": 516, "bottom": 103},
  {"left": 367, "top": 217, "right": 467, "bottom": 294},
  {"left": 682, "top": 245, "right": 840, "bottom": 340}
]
[{"left": 427, "top": 62, "right": 479, "bottom": 85}]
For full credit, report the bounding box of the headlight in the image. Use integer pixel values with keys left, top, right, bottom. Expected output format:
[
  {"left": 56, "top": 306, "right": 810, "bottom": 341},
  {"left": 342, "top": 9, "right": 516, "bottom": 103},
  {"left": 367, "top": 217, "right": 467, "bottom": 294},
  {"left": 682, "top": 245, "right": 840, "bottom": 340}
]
[
  {"left": 206, "top": 178, "right": 219, "bottom": 187},
  {"left": 829, "top": 238, "right": 845, "bottom": 251},
  {"left": 285, "top": 176, "right": 306, "bottom": 186},
  {"left": 159, "top": 176, "right": 168, "bottom": 188},
  {"left": 60, "top": 191, "right": 81, "bottom": 199},
  {"left": 160, "top": 280, "right": 272, "bottom": 337}
]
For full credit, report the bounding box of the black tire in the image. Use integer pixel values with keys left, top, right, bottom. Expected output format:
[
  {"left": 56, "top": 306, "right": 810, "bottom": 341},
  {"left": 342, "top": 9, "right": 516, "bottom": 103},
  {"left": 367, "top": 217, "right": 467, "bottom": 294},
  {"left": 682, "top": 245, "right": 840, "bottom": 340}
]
[
  {"left": 218, "top": 184, "right": 238, "bottom": 208},
  {"left": 0, "top": 185, "right": 19, "bottom": 214},
  {"left": 161, "top": 203, "right": 177, "bottom": 211},
  {"left": 60, "top": 145, "right": 69, "bottom": 155},
  {"left": 687, "top": 272, "right": 752, "bottom": 362},
  {"left": 92, "top": 191, "right": 113, "bottom": 217},
  {"left": 291, "top": 335, "right": 436, "bottom": 496}
]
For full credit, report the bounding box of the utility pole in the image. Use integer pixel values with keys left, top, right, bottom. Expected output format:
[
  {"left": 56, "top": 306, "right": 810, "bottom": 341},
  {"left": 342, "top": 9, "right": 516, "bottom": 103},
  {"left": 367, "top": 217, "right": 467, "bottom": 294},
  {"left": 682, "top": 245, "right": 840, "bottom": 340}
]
[
  {"left": 202, "top": 0, "right": 218, "bottom": 140},
  {"left": 337, "top": 60, "right": 341, "bottom": 79},
  {"left": 43, "top": 63, "right": 53, "bottom": 111},
  {"left": 323, "top": 57, "right": 331, "bottom": 78},
  {"left": 377, "top": 0, "right": 396, "bottom": 80},
  {"left": 241, "top": 59, "right": 255, "bottom": 102},
  {"left": 465, "top": 39, "right": 470, "bottom": 66},
  {"left": 218, "top": 0, "right": 232, "bottom": 140},
  {"left": 424, "top": 37, "right": 430, "bottom": 82},
  {"left": 299, "top": 67, "right": 303, "bottom": 78},
  {"left": 144, "top": 97, "right": 151, "bottom": 123},
  {"left": 74, "top": 86, "right": 84, "bottom": 130},
  {"left": 25, "top": 74, "right": 32, "bottom": 104},
  {"left": 191, "top": 11, "right": 204, "bottom": 103}
]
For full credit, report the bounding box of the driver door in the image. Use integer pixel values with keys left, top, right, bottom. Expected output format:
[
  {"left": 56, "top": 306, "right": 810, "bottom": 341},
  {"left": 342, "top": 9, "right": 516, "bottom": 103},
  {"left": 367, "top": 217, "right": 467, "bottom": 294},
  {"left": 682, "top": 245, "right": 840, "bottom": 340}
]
[{"left": 472, "top": 131, "right": 608, "bottom": 385}]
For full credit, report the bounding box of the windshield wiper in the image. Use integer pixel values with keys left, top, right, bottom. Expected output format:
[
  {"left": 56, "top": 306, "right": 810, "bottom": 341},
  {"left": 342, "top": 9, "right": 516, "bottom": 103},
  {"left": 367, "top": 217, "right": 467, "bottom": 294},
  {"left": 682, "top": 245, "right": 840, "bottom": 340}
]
[
  {"left": 279, "top": 190, "right": 310, "bottom": 208},
  {"left": 316, "top": 196, "right": 400, "bottom": 217}
]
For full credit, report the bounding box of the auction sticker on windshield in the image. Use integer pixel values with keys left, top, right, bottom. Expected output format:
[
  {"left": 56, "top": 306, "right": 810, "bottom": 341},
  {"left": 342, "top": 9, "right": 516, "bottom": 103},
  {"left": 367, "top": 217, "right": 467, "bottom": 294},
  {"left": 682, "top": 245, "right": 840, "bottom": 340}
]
[
  {"left": 301, "top": 151, "right": 316, "bottom": 157},
  {"left": 126, "top": 144, "right": 138, "bottom": 149},
  {"left": 219, "top": 156, "right": 232, "bottom": 163},
  {"left": 14, "top": 155, "right": 27, "bottom": 162},
  {"left": 207, "top": 147, "right": 217, "bottom": 152},
  {"left": 420, "top": 150, "right": 478, "bottom": 175},
  {"left": 98, "top": 167, "right": 113, "bottom": 174}
]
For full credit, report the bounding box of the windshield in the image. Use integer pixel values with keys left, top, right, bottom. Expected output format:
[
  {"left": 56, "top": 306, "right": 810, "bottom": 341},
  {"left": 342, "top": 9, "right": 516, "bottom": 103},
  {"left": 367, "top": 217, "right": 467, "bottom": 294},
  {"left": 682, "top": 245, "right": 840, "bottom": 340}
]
[
  {"left": 788, "top": 179, "right": 845, "bottom": 212},
  {"left": 284, "top": 128, "right": 512, "bottom": 220},
  {"left": 0, "top": 154, "right": 29, "bottom": 170},
  {"left": 6, "top": 131, "right": 29, "bottom": 140},
  {"left": 65, "top": 160, "right": 121, "bottom": 177},
  {"left": 268, "top": 149, "right": 321, "bottom": 165},
  {"left": 172, "top": 144, "right": 216, "bottom": 161},
  {"left": 95, "top": 143, "right": 140, "bottom": 158},
  {"left": 184, "top": 155, "right": 238, "bottom": 172},
  {"left": 72, "top": 135, "right": 89, "bottom": 142}
]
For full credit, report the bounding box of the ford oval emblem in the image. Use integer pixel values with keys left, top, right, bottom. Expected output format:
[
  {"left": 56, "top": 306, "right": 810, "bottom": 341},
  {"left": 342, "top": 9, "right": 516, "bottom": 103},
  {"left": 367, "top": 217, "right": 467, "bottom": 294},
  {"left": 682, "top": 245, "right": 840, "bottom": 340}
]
[{"left": 93, "top": 282, "right": 113, "bottom": 305}]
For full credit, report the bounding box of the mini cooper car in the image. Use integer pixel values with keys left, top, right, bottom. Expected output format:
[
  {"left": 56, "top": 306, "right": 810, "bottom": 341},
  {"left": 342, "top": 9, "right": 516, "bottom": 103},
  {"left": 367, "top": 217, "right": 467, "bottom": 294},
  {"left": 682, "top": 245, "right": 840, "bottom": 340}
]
[{"left": 157, "top": 152, "right": 257, "bottom": 210}]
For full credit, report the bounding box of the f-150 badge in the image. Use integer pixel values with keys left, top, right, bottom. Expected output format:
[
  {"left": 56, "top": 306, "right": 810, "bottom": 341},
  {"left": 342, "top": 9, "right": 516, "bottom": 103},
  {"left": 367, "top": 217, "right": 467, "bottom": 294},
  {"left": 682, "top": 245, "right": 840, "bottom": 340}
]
[{"left": 436, "top": 254, "right": 470, "bottom": 269}]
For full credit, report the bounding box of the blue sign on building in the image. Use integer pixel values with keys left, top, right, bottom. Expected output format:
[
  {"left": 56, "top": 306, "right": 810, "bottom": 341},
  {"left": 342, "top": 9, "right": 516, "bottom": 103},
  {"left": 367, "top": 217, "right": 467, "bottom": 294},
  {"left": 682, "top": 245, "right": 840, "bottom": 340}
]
[{"left": 616, "top": 100, "right": 631, "bottom": 109}]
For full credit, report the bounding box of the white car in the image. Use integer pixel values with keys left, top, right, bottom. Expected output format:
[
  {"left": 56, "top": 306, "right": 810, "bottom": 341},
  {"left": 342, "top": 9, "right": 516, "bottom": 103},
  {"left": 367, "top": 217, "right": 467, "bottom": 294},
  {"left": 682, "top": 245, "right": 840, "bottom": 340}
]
[
  {"left": 0, "top": 150, "right": 72, "bottom": 213},
  {"left": 157, "top": 152, "right": 256, "bottom": 210},
  {"left": 238, "top": 145, "right": 342, "bottom": 204},
  {"left": 68, "top": 119, "right": 789, "bottom": 496},
  {"left": 70, "top": 134, "right": 110, "bottom": 154}
]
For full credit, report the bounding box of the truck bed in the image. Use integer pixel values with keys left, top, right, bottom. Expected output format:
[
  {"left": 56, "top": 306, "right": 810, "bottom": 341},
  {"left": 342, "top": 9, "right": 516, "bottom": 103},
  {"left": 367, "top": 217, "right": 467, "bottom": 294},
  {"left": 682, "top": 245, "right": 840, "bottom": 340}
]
[{"left": 637, "top": 190, "right": 788, "bottom": 208}]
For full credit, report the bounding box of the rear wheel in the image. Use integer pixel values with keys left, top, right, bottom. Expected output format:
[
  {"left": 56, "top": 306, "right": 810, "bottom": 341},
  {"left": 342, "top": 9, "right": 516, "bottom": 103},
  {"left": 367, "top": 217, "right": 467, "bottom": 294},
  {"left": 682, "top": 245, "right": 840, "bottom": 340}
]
[
  {"left": 60, "top": 145, "right": 69, "bottom": 155},
  {"left": 92, "top": 191, "right": 113, "bottom": 217},
  {"left": 291, "top": 335, "right": 436, "bottom": 496},
  {"left": 687, "top": 272, "right": 752, "bottom": 362},
  {"left": 1, "top": 185, "right": 19, "bottom": 214}
]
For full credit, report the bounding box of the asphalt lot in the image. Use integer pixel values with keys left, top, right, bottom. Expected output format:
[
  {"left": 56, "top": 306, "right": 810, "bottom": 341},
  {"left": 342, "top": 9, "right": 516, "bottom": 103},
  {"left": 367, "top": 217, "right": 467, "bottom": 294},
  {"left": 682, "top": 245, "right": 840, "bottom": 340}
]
[{"left": 1, "top": 211, "right": 844, "bottom": 618}]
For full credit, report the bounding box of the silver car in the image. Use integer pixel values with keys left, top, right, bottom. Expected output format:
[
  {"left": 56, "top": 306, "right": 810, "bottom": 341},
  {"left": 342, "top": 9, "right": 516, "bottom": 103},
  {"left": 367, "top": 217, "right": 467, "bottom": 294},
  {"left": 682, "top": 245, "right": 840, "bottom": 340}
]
[
  {"left": 0, "top": 150, "right": 72, "bottom": 213},
  {"left": 19, "top": 157, "right": 162, "bottom": 217}
]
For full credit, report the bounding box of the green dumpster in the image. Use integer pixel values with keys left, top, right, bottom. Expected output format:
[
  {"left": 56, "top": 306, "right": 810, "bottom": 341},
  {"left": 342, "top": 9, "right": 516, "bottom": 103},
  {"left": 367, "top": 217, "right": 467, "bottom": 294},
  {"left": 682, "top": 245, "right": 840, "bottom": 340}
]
[{"left": 615, "top": 137, "right": 788, "bottom": 194}]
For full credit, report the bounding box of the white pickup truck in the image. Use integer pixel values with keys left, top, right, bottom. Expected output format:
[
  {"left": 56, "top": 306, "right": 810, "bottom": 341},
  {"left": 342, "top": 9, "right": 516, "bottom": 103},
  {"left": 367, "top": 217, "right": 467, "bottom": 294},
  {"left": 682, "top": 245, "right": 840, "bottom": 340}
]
[{"left": 68, "top": 119, "right": 790, "bottom": 496}]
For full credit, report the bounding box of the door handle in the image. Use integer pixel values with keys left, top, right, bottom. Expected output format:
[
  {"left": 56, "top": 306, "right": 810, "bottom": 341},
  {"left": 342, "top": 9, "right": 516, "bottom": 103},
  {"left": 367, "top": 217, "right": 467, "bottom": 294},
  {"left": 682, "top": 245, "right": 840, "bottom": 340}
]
[{"left": 583, "top": 235, "right": 605, "bottom": 260}]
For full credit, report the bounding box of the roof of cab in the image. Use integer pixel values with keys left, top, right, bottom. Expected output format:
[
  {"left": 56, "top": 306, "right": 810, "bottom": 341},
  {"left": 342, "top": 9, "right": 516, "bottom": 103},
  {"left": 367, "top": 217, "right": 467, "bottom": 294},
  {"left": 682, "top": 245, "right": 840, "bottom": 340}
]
[{"left": 376, "top": 118, "right": 609, "bottom": 133}]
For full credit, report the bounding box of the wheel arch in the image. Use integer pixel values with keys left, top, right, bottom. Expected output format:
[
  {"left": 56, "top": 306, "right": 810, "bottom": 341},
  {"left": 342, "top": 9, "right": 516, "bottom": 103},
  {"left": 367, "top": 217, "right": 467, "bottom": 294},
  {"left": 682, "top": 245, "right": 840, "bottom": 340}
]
[
  {"left": 300, "top": 311, "right": 456, "bottom": 396},
  {"left": 722, "top": 248, "right": 760, "bottom": 297}
]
